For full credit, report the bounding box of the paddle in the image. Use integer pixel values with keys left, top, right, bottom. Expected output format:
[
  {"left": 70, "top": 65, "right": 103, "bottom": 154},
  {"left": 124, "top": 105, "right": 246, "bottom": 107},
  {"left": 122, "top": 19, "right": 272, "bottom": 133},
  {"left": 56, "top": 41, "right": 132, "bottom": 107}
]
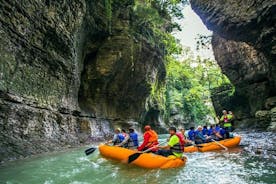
[
  {"left": 211, "top": 139, "right": 228, "bottom": 151},
  {"left": 128, "top": 142, "right": 166, "bottom": 164},
  {"left": 183, "top": 142, "right": 203, "bottom": 148},
  {"left": 193, "top": 143, "right": 203, "bottom": 148},
  {"left": 85, "top": 147, "right": 97, "bottom": 156},
  {"left": 85, "top": 140, "right": 113, "bottom": 156}
]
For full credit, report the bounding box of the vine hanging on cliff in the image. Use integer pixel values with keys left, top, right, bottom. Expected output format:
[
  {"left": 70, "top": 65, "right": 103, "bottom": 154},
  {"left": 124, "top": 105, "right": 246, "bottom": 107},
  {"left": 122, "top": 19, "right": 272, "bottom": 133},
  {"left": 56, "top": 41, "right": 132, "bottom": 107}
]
[{"left": 105, "top": 0, "right": 112, "bottom": 33}]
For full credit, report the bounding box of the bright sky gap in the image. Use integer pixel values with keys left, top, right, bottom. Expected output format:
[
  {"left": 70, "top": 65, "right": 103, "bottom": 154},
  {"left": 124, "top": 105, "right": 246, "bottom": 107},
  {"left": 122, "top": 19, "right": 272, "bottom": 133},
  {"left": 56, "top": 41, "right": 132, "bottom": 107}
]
[{"left": 173, "top": 5, "right": 214, "bottom": 60}]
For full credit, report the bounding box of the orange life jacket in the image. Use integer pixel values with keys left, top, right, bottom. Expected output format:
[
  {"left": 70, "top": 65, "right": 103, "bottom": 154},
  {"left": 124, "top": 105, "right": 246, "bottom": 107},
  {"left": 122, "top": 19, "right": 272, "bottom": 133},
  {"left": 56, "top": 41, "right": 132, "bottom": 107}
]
[{"left": 145, "top": 130, "right": 158, "bottom": 147}]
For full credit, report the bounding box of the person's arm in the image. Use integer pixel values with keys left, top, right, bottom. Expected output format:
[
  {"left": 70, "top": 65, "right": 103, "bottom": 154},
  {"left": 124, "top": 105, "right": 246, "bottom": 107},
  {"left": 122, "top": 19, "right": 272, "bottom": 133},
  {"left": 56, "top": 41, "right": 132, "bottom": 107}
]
[
  {"left": 215, "top": 132, "right": 222, "bottom": 138},
  {"left": 158, "top": 136, "right": 178, "bottom": 150},
  {"left": 137, "top": 133, "right": 150, "bottom": 151},
  {"left": 106, "top": 134, "right": 117, "bottom": 144},
  {"left": 185, "top": 138, "right": 193, "bottom": 143},
  {"left": 157, "top": 135, "right": 171, "bottom": 150},
  {"left": 229, "top": 114, "right": 234, "bottom": 122},
  {"left": 215, "top": 116, "right": 220, "bottom": 124},
  {"left": 158, "top": 145, "right": 170, "bottom": 150},
  {"left": 198, "top": 133, "right": 206, "bottom": 141}
]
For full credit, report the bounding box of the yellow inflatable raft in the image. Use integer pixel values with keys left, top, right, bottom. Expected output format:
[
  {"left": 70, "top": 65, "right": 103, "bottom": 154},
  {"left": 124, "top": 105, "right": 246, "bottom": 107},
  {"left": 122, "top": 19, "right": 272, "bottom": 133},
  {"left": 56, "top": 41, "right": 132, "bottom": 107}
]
[
  {"left": 184, "top": 136, "right": 241, "bottom": 152},
  {"left": 99, "top": 145, "right": 187, "bottom": 169}
]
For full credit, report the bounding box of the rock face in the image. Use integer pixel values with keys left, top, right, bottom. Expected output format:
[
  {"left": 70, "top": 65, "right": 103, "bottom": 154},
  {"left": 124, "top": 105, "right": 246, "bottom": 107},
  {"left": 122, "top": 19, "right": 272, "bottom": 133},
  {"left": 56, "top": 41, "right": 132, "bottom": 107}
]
[
  {"left": 0, "top": 0, "right": 165, "bottom": 161},
  {"left": 191, "top": 0, "right": 276, "bottom": 130},
  {"left": 211, "top": 35, "right": 270, "bottom": 128},
  {"left": 268, "top": 107, "right": 276, "bottom": 131}
]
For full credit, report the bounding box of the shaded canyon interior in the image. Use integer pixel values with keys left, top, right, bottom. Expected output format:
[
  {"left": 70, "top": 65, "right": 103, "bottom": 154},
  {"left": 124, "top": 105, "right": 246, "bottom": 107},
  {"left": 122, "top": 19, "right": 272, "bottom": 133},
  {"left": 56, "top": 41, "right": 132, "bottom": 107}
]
[{"left": 0, "top": 0, "right": 275, "bottom": 161}]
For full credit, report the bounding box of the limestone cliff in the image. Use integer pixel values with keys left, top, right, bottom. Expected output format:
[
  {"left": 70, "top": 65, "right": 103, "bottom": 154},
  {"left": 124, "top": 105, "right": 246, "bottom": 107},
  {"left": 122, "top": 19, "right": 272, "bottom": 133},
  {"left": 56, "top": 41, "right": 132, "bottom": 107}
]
[
  {"left": 190, "top": 0, "right": 276, "bottom": 130},
  {"left": 0, "top": 0, "right": 165, "bottom": 161}
]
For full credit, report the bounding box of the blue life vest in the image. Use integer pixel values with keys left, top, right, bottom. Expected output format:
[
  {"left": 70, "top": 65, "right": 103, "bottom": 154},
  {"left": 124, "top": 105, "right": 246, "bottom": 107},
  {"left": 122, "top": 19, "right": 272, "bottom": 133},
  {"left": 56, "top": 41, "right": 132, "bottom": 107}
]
[
  {"left": 113, "top": 133, "right": 125, "bottom": 145},
  {"left": 219, "top": 128, "right": 226, "bottom": 137},
  {"left": 202, "top": 128, "right": 208, "bottom": 135},
  {"left": 188, "top": 130, "right": 195, "bottom": 141},
  {"left": 118, "top": 133, "right": 125, "bottom": 142},
  {"left": 215, "top": 126, "right": 220, "bottom": 133},
  {"left": 129, "top": 132, "right": 139, "bottom": 147},
  {"left": 208, "top": 128, "right": 214, "bottom": 136}
]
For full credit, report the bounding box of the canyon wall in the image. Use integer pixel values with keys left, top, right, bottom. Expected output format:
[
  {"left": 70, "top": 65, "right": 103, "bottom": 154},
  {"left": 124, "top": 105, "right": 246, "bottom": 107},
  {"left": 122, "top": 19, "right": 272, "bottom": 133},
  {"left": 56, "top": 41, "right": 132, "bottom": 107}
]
[
  {"left": 190, "top": 0, "right": 276, "bottom": 130},
  {"left": 0, "top": 0, "right": 165, "bottom": 161}
]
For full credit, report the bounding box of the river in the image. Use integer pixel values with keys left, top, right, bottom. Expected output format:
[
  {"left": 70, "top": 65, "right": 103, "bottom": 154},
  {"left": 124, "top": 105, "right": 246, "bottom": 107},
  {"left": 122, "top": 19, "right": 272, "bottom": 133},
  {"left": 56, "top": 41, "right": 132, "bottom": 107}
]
[{"left": 0, "top": 133, "right": 275, "bottom": 184}]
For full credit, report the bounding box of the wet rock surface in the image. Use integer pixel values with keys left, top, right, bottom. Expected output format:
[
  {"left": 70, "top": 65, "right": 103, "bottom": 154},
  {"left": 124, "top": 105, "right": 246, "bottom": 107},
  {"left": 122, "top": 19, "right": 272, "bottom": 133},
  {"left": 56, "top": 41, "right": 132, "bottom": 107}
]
[
  {"left": 0, "top": 91, "right": 113, "bottom": 162},
  {"left": 238, "top": 131, "right": 276, "bottom": 160},
  {"left": 268, "top": 107, "right": 276, "bottom": 131}
]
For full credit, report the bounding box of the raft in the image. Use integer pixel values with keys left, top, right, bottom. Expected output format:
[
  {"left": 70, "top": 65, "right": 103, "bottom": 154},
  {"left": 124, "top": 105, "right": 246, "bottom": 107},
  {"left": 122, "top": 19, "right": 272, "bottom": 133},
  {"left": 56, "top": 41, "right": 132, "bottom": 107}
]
[
  {"left": 184, "top": 136, "right": 241, "bottom": 153},
  {"left": 99, "top": 145, "right": 187, "bottom": 169}
]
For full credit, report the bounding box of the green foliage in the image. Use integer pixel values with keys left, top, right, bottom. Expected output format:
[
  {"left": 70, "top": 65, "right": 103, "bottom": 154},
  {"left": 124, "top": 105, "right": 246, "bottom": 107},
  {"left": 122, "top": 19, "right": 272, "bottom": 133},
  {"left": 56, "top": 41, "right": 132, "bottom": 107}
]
[
  {"left": 196, "top": 34, "right": 212, "bottom": 50},
  {"left": 131, "top": 0, "right": 186, "bottom": 55},
  {"left": 164, "top": 58, "right": 208, "bottom": 124},
  {"left": 131, "top": 0, "right": 232, "bottom": 125},
  {"left": 105, "top": 0, "right": 112, "bottom": 33},
  {"left": 163, "top": 48, "right": 232, "bottom": 125}
]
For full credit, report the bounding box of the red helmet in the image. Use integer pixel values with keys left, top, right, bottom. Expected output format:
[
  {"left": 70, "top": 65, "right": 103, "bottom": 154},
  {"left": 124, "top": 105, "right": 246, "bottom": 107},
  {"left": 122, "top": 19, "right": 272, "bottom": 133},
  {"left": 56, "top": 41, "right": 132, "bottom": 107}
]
[{"left": 144, "top": 125, "right": 151, "bottom": 131}]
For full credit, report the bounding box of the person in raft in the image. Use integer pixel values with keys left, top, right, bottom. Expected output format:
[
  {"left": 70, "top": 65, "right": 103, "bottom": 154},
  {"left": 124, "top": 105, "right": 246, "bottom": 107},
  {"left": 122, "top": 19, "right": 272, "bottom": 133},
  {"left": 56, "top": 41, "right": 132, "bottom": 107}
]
[
  {"left": 137, "top": 125, "right": 158, "bottom": 152},
  {"left": 155, "top": 127, "right": 184, "bottom": 158},
  {"left": 194, "top": 126, "right": 211, "bottom": 144},
  {"left": 178, "top": 127, "right": 193, "bottom": 147},
  {"left": 220, "top": 110, "right": 233, "bottom": 138},
  {"left": 129, "top": 128, "right": 139, "bottom": 147},
  {"left": 116, "top": 129, "right": 136, "bottom": 149},
  {"left": 208, "top": 124, "right": 224, "bottom": 140},
  {"left": 228, "top": 111, "right": 235, "bottom": 130},
  {"left": 107, "top": 128, "right": 125, "bottom": 146},
  {"left": 176, "top": 128, "right": 185, "bottom": 143},
  {"left": 202, "top": 125, "right": 208, "bottom": 135},
  {"left": 121, "top": 129, "right": 127, "bottom": 138},
  {"left": 188, "top": 127, "right": 195, "bottom": 141}
]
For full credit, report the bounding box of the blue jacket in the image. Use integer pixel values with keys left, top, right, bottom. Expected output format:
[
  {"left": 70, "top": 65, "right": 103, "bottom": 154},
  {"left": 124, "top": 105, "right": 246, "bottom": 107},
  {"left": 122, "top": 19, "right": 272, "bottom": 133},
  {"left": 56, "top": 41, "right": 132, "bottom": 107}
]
[
  {"left": 129, "top": 132, "right": 139, "bottom": 147},
  {"left": 188, "top": 130, "right": 195, "bottom": 141}
]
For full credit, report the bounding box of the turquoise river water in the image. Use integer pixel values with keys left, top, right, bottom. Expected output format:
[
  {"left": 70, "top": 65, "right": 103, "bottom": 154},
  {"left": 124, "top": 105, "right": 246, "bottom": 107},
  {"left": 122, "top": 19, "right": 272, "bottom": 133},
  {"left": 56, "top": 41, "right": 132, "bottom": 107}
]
[{"left": 0, "top": 134, "right": 275, "bottom": 184}]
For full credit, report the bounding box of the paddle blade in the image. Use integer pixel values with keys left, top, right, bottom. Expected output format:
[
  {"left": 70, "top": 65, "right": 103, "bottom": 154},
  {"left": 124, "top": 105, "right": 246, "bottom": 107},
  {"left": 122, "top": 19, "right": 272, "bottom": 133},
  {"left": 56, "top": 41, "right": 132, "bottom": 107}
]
[
  {"left": 128, "top": 153, "right": 142, "bottom": 164},
  {"left": 85, "top": 147, "right": 97, "bottom": 156}
]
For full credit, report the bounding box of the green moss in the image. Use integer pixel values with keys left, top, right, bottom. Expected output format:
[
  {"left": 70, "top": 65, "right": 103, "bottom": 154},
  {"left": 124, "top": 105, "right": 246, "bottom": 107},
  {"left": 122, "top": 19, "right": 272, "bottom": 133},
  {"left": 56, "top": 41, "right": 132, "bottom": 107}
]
[
  {"left": 105, "top": 0, "right": 112, "bottom": 33},
  {"left": 0, "top": 49, "right": 68, "bottom": 107},
  {"left": 148, "top": 81, "right": 166, "bottom": 110}
]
